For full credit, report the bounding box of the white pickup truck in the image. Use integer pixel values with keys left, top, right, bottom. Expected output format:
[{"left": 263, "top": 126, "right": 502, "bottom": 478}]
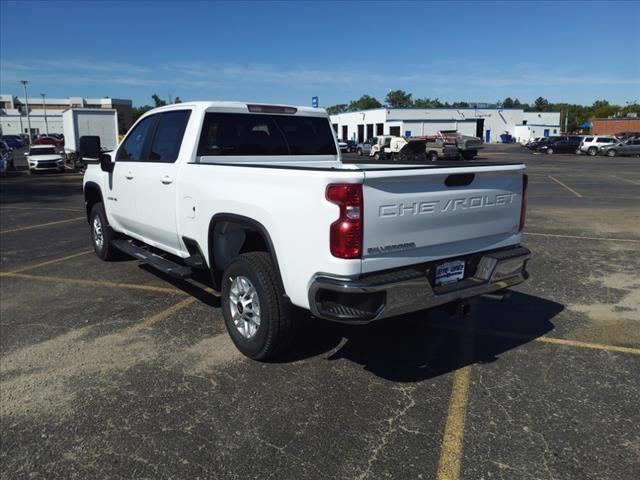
[{"left": 83, "top": 102, "right": 530, "bottom": 359}]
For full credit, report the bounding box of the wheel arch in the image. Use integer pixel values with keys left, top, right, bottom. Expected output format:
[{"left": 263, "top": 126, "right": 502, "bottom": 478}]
[
  {"left": 207, "top": 213, "right": 285, "bottom": 294},
  {"left": 84, "top": 181, "right": 103, "bottom": 222}
]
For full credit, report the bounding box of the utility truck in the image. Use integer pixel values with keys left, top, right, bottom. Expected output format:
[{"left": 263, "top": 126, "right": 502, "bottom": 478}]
[
  {"left": 63, "top": 108, "right": 119, "bottom": 169},
  {"left": 83, "top": 102, "right": 530, "bottom": 360}
]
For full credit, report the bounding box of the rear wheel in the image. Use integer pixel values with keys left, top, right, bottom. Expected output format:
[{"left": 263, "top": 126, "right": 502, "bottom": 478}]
[
  {"left": 373, "top": 152, "right": 381, "bottom": 161},
  {"left": 428, "top": 151, "right": 439, "bottom": 162},
  {"left": 588, "top": 147, "right": 597, "bottom": 156},
  {"left": 221, "top": 252, "right": 294, "bottom": 360},
  {"left": 357, "top": 148, "right": 363, "bottom": 156},
  {"left": 90, "top": 203, "right": 119, "bottom": 261}
]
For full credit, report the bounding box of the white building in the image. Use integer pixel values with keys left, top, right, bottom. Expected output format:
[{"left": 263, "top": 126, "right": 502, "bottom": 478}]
[
  {"left": 0, "top": 94, "right": 133, "bottom": 137},
  {"left": 330, "top": 108, "right": 560, "bottom": 143}
]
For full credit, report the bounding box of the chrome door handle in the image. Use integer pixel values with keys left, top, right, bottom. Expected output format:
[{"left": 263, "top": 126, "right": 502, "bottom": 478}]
[
  {"left": 161, "top": 176, "right": 173, "bottom": 185},
  {"left": 125, "top": 172, "right": 134, "bottom": 180}
]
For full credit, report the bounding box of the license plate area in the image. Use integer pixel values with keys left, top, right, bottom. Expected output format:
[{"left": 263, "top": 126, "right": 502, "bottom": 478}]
[{"left": 435, "top": 260, "right": 465, "bottom": 286}]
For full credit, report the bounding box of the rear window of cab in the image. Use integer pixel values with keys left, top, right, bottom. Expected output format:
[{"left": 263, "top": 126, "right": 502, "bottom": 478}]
[{"left": 197, "top": 113, "right": 337, "bottom": 156}]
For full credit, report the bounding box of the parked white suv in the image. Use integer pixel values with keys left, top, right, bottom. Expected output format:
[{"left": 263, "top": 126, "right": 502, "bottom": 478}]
[{"left": 579, "top": 136, "right": 618, "bottom": 156}]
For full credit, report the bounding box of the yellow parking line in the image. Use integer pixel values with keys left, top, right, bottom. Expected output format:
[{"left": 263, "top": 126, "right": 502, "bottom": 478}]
[
  {"left": 0, "top": 216, "right": 85, "bottom": 234},
  {"left": 5, "top": 250, "right": 93, "bottom": 274},
  {"left": 548, "top": 175, "right": 583, "bottom": 198},
  {"left": 121, "top": 297, "right": 197, "bottom": 337},
  {"left": 0, "top": 206, "right": 84, "bottom": 212},
  {"left": 436, "top": 366, "right": 472, "bottom": 480},
  {"left": 0, "top": 272, "right": 187, "bottom": 295},
  {"left": 435, "top": 324, "right": 640, "bottom": 356},
  {"left": 524, "top": 231, "right": 640, "bottom": 244},
  {"left": 610, "top": 175, "right": 640, "bottom": 186},
  {"left": 436, "top": 313, "right": 475, "bottom": 480}
]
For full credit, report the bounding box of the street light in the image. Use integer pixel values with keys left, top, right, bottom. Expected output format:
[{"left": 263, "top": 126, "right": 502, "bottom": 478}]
[
  {"left": 40, "top": 93, "right": 49, "bottom": 136},
  {"left": 20, "top": 80, "right": 32, "bottom": 144}
]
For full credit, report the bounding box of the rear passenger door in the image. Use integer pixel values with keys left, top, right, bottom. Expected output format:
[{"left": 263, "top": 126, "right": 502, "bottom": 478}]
[{"left": 134, "top": 110, "right": 192, "bottom": 252}]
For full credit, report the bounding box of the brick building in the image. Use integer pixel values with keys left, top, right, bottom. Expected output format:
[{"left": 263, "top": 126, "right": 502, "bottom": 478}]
[{"left": 591, "top": 117, "right": 640, "bottom": 135}]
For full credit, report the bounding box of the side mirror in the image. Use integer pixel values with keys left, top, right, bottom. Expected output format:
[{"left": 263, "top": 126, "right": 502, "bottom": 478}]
[
  {"left": 79, "top": 135, "right": 102, "bottom": 163},
  {"left": 100, "top": 153, "right": 114, "bottom": 173}
]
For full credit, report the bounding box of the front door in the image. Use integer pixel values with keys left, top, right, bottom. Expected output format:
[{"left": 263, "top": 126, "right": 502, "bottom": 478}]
[
  {"left": 485, "top": 130, "right": 491, "bottom": 142},
  {"left": 134, "top": 110, "right": 192, "bottom": 252},
  {"left": 108, "top": 114, "right": 157, "bottom": 233},
  {"left": 544, "top": 129, "right": 550, "bottom": 137}
]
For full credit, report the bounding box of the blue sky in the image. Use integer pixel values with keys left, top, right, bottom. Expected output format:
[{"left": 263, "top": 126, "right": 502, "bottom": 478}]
[{"left": 1, "top": 1, "right": 639, "bottom": 107}]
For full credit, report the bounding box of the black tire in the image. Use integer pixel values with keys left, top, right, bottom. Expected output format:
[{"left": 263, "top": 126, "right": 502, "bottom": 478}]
[
  {"left": 357, "top": 148, "right": 363, "bottom": 156},
  {"left": 428, "top": 151, "right": 439, "bottom": 162},
  {"left": 373, "top": 152, "right": 381, "bottom": 161},
  {"left": 90, "top": 203, "right": 119, "bottom": 261},
  {"left": 221, "top": 252, "right": 294, "bottom": 360},
  {"left": 461, "top": 151, "right": 475, "bottom": 160},
  {"left": 546, "top": 148, "right": 554, "bottom": 155},
  {"left": 606, "top": 149, "right": 616, "bottom": 157},
  {"left": 588, "top": 147, "right": 597, "bottom": 156}
]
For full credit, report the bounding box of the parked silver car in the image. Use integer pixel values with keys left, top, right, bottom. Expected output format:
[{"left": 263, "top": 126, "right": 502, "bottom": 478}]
[
  {"left": 356, "top": 137, "right": 377, "bottom": 156},
  {"left": 598, "top": 138, "right": 640, "bottom": 157}
]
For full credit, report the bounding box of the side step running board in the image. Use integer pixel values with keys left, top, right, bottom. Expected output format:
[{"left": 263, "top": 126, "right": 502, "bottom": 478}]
[{"left": 112, "top": 239, "right": 194, "bottom": 280}]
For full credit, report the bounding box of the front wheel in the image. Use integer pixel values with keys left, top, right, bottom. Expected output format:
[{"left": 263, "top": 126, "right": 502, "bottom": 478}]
[
  {"left": 373, "top": 152, "right": 381, "bottom": 161},
  {"left": 90, "top": 203, "right": 119, "bottom": 261},
  {"left": 221, "top": 252, "right": 294, "bottom": 360},
  {"left": 357, "top": 148, "right": 363, "bottom": 156},
  {"left": 546, "top": 148, "right": 554, "bottom": 155},
  {"left": 428, "top": 151, "right": 439, "bottom": 162},
  {"left": 588, "top": 147, "right": 598, "bottom": 156},
  {"left": 606, "top": 149, "right": 616, "bottom": 157}
]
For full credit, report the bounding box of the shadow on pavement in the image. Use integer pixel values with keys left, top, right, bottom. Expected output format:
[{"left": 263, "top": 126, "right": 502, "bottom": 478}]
[{"left": 283, "top": 291, "right": 561, "bottom": 382}]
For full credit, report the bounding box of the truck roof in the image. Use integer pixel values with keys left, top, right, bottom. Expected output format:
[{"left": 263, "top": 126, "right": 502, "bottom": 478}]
[{"left": 144, "top": 101, "right": 328, "bottom": 117}]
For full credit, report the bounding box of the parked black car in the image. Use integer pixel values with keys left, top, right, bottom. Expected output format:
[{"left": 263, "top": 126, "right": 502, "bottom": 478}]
[
  {"left": 538, "top": 137, "right": 582, "bottom": 155},
  {"left": 527, "top": 136, "right": 561, "bottom": 151}
]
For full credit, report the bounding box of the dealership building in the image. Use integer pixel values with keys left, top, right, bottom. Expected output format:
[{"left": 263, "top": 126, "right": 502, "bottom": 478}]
[
  {"left": 0, "top": 94, "right": 133, "bottom": 137},
  {"left": 330, "top": 107, "right": 560, "bottom": 143}
]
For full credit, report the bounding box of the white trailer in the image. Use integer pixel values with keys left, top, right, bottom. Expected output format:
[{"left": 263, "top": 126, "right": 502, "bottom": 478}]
[{"left": 63, "top": 108, "right": 119, "bottom": 155}]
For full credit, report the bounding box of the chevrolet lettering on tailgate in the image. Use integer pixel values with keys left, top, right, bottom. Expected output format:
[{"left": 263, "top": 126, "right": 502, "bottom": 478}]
[{"left": 379, "top": 193, "right": 516, "bottom": 218}]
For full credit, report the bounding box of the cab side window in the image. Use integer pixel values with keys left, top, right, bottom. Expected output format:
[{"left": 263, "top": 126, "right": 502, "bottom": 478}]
[
  {"left": 148, "top": 111, "right": 191, "bottom": 163},
  {"left": 117, "top": 115, "right": 157, "bottom": 161}
]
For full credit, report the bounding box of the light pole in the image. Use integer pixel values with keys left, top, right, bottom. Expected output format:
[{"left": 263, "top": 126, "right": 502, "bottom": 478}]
[
  {"left": 20, "top": 80, "right": 32, "bottom": 144},
  {"left": 41, "top": 93, "right": 49, "bottom": 136}
]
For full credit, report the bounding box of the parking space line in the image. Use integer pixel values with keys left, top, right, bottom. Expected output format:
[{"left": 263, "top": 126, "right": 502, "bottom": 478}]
[
  {"left": 524, "top": 232, "right": 640, "bottom": 244},
  {"left": 5, "top": 250, "right": 93, "bottom": 274},
  {"left": 0, "top": 216, "right": 85, "bottom": 234},
  {"left": 436, "top": 365, "right": 471, "bottom": 480},
  {"left": 548, "top": 175, "right": 583, "bottom": 198},
  {"left": 121, "top": 297, "right": 197, "bottom": 337},
  {"left": 0, "top": 206, "right": 84, "bottom": 213},
  {"left": 435, "top": 324, "right": 640, "bottom": 356},
  {"left": 610, "top": 175, "right": 640, "bottom": 186},
  {"left": 0, "top": 272, "right": 187, "bottom": 295},
  {"left": 436, "top": 313, "right": 475, "bottom": 480}
]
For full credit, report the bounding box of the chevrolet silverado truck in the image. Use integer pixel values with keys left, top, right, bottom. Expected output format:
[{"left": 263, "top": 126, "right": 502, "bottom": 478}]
[{"left": 83, "top": 102, "right": 530, "bottom": 360}]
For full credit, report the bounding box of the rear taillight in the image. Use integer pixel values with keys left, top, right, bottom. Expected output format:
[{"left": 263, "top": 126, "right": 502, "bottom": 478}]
[
  {"left": 519, "top": 174, "right": 528, "bottom": 231},
  {"left": 326, "top": 183, "right": 363, "bottom": 259}
]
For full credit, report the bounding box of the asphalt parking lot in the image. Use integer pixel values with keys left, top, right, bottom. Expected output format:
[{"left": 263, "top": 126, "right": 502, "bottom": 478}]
[{"left": 1, "top": 144, "right": 639, "bottom": 480}]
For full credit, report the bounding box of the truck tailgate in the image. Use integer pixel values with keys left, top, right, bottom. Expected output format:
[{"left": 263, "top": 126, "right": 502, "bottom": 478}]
[{"left": 361, "top": 164, "right": 525, "bottom": 273}]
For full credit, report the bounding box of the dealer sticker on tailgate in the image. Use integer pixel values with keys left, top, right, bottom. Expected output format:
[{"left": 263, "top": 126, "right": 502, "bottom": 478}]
[{"left": 435, "top": 260, "right": 465, "bottom": 286}]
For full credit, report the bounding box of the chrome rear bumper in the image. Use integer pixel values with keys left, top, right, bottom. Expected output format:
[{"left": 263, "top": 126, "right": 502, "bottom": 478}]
[{"left": 309, "top": 246, "right": 530, "bottom": 323}]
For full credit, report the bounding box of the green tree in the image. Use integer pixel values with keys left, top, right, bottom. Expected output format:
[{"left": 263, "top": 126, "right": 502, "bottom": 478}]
[
  {"left": 151, "top": 94, "right": 167, "bottom": 107},
  {"left": 502, "top": 97, "right": 515, "bottom": 108},
  {"left": 326, "top": 104, "right": 348, "bottom": 115},
  {"left": 132, "top": 105, "right": 153, "bottom": 122},
  {"left": 348, "top": 95, "right": 382, "bottom": 111},
  {"left": 385, "top": 90, "right": 413, "bottom": 107},
  {"left": 534, "top": 97, "right": 549, "bottom": 111},
  {"left": 413, "top": 97, "right": 445, "bottom": 108},
  {"left": 174, "top": 96, "right": 183, "bottom": 104},
  {"left": 590, "top": 100, "right": 617, "bottom": 118}
]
